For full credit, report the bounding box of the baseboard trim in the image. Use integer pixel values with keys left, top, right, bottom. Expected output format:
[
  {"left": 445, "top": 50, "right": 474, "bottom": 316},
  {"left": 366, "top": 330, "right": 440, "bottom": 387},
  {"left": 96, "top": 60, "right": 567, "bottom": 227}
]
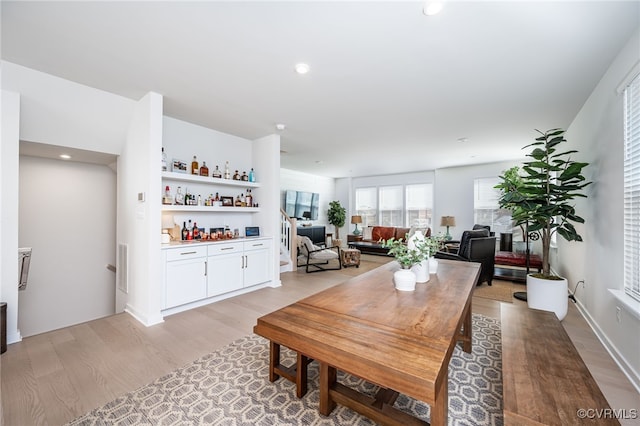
[
  {"left": 574, "top": 299, "right": 640, "bottom": 393},
  {"left": 125, "top": 304, "right": 165, "bottom": 327}
]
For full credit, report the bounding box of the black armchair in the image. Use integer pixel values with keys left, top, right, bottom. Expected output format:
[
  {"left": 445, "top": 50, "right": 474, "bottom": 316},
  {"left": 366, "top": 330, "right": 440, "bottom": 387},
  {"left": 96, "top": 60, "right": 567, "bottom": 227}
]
[{"left": 435, "top": 229, "right": 496, "bottom": 286}]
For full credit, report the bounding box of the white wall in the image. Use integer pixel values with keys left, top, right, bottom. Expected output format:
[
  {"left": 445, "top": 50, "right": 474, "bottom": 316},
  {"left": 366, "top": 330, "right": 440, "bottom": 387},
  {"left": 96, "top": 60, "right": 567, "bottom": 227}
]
[
  {"left": 563, "top": 29, "right": 640, "bottom": 389},
  {"left": 117, "top": 92, "right": 163, "bottom": 326},
  {"left": 253, "top": 134, "right": 281, "bottom": 286},
  {"left": 1, "top": 61, "right": 134, "bottom": 153},
  {"left": 280, "top": 167, "right": 336, "bottom": 228},
  {"left": 18, "top": 156, "right": 116, "bottom": 336},
  {"left": 434, "top": 161, "right": 522, "bottom": 240},
  {"left": 163, "top": 116, "right": 258, "bottom": 233},
  {"left": 0, "top": 90, "right": 21, "bottom": 344}
]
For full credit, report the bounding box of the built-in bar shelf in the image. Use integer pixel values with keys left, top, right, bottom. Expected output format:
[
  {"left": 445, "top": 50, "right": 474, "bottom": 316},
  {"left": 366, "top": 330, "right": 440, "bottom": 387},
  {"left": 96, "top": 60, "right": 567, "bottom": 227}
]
[
  {"left": 162, "top": 205, "right": 260, "bottom": 213},
  {"left": 161, "top": 171, "right": 260, "bottom": 188}
]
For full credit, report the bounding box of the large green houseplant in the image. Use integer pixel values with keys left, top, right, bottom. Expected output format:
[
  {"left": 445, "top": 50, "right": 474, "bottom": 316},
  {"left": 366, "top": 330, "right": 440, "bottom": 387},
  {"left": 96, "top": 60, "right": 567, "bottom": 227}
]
[
  {"left": 496, "top": 128, "right": 591, "bottom": 320},
  {"left": 327, "top": 200, "right": 346, "bottom": 242},
  {"left": 500, "top": 128, "right": 591, "bottom": 278}
]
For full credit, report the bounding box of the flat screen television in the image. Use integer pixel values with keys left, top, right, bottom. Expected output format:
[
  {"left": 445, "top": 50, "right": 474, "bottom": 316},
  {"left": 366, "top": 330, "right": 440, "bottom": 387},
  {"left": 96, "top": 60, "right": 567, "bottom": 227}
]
[{"left": 284, "top": 190, "right": 319, "bottom": 220}]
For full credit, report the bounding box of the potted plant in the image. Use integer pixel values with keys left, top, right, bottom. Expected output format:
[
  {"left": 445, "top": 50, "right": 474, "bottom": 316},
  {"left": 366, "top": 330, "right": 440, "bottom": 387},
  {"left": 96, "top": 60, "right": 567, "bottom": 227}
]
[
  {"left": 381, "top": 237, "right": 425, "bottom": 291},
  {"left": 327, "top": 200, "right": 346, "bottom": 247},
  {"left": 495, "top": 166, "right": 528, "bottom": 252},
  {"left": 497, "top": 128, "right": 591, "bottom": 320}
]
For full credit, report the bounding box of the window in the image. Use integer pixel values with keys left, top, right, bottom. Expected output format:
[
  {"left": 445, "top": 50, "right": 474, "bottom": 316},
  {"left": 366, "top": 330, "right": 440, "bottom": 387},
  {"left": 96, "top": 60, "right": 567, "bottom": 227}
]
[
  {"left": 474, "top": 177, "right": 512, "bottom": 235},
  {"left": 379, "top": 186, "right": 403, "bottom": 226},
  {"left": 406, "top": 184, "right": 433, "bottom": 228},
  {"left": 355, "top": 187, "right": 377, "bottom": 227},
  {"left": 624, "top": 72, "right": 640, "bottom": 302},
  {"left": 355, "top": 183, "right": 434, "bottom": 228}
]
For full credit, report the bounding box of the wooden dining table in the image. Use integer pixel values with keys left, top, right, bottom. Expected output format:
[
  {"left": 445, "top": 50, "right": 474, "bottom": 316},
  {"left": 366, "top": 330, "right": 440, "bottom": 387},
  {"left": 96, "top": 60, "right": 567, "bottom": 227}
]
[{"left": 253, "top": 259, "right": 480, "bottom": 426}]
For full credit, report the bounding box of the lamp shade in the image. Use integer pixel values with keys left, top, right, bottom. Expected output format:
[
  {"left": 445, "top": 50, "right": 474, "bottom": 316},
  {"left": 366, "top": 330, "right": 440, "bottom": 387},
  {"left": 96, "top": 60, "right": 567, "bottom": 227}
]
[
  {"left": 440, "top": 216, "right": 456, "bottom": 227},
  {"left": 351, "top": 215, "right": 363, "bottom": 224},
  {"left": 162, "top": 214, "right": 175, "bottom": 229}
]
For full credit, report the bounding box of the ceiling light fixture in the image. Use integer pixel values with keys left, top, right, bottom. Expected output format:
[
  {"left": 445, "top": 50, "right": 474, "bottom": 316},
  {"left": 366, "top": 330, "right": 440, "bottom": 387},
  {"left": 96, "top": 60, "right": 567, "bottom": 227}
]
[
  {"left": 59, "top": 154, "right": 72, "bottom": 160},
  {"left": 423, "top": 1, "right": 444, "bottom": 16},
  {"left": 276, "top": 123, "right": 286, "bottom": 131},
  {"left": 295, "top": 63, "right": 310, "bottom": 74}
]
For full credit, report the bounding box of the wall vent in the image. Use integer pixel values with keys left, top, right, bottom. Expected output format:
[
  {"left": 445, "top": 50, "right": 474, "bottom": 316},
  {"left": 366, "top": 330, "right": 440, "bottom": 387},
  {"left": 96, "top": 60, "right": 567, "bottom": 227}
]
[{"left": 117, "top": 243, "right": 128, "bottom": 294}]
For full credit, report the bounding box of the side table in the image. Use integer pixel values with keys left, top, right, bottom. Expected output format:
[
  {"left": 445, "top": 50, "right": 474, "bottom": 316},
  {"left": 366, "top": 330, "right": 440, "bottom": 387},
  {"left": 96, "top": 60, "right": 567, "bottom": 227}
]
[{"left": 341, "top": 248, "right": 361, "bottom": 268}]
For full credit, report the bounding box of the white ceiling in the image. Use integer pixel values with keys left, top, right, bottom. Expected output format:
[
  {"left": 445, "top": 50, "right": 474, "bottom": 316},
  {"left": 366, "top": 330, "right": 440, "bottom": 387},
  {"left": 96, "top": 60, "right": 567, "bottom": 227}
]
[{"left": 2, "top": 1, "right": 638, "bottom": 178}]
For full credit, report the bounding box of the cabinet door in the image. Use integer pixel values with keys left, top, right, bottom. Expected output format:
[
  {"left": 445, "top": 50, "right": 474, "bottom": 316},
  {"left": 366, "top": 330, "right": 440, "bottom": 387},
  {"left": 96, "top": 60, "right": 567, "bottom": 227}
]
[
  {"left": 244, "top": 249, "right": 271, "bottom": 287},
  {"left": 165, "top": 257, "right": 207, "bottom": 308},
  {"left": 207, "top": 252, "right": 243, "bottom": 296}
]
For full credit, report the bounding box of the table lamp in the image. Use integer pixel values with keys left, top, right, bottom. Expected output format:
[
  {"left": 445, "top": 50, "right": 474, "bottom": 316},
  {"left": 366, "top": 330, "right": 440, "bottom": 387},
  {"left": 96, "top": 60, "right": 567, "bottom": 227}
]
[
  {"left": 161, "top": 214, "right": 175, "bottom": 244},
  {"left": 351, "top": 215, "right": 363, "bottom": 235},
  {"left": 440, "top": 216, "right": 456, "bottom": 240}
]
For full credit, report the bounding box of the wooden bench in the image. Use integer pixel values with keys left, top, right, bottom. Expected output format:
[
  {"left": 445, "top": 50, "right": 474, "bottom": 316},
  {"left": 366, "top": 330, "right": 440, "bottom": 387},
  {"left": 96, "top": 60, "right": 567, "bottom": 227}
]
[{"left": 501, "top": 304, "right": 619, "bottom": 425}]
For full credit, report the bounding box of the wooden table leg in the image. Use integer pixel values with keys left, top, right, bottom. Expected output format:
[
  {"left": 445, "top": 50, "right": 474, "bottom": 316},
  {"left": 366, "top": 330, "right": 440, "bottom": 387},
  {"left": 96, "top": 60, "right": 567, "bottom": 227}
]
[
  {"left": 430, "top": 375, "right": 448, "bottom": 426},
  {"left": 269, "top": 341, "right": 280, "bottom": 382},
  {"left": 296, "top": 352, "right": 309, "bottom": 398},
  {"left": 462, "top": 301, "right": 472, "bottom": 353},
  {"left": 319, "top": 362, "right": 337, "bottom": 416}
]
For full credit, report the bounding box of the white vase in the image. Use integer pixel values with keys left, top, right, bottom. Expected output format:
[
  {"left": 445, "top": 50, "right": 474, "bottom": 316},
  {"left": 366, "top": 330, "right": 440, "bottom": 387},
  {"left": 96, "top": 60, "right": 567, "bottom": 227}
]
[
  {"left": 428, "top": 256, "right": 438, "bottom": 274},
  {"left": 394, "top": 269, "right": 417, "bottom": 291},
  {"left": 411, "top": 260, "right": 430, "bottom": 283},
  {"left": 526, "top": 274, "right": 568, "bottom": 321}
]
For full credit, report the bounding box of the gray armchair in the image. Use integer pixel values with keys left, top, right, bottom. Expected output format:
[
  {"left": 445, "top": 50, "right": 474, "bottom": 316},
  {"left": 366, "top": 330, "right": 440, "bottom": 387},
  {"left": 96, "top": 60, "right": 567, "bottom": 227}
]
[
  {"left": 296, "top": 236, "right": 342, "bottom": 273},
  {"left": 435, "top": 229, "right": 496, "bottom": 286}
]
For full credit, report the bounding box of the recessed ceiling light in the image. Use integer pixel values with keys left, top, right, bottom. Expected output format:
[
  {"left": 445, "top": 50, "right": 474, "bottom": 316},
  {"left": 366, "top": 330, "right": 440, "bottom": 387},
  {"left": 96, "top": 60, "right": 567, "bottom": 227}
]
[
  {"left": 295, "top": 63, "right": 310, "bottom": 74},
  {"left": 457, "top": 137, "right": 469, "bottom": 143},
  {"left": 423, "top": 1, "right": 443, "bottom": 16},
  {"left": 276, "top": 123, "right": 286, "bottom": 131},
  {"left": 59, "top": 154, "right": 72, "bottom": 160}
]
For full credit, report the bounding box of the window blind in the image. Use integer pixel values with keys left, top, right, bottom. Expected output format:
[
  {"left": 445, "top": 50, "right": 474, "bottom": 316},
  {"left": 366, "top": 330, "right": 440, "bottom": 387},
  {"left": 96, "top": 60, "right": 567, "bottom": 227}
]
[{"left": 624, "top": 72, "right": 640, "bottom": 302}]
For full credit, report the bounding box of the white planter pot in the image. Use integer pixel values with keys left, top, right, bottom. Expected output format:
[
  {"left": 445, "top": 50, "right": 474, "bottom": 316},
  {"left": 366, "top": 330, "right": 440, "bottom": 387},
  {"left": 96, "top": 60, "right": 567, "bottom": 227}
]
[
  {"left": 410, "top": 260, "right": 430, "bottom": 283},
  {"left": 526, "top": 274, "right": 568, "bottom": 321},
  {"left": 428, "top": 256, "right": 438, "bottom": 274},
  {"left": 394, "top": 269, "right": 417, "bottom": 291}
]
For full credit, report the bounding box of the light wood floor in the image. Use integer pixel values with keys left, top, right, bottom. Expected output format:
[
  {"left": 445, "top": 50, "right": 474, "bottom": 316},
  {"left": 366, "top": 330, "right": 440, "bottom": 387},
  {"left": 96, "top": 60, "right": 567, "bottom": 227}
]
[{"left": 1, "top": 256, "right": 638, "bottom": 425}]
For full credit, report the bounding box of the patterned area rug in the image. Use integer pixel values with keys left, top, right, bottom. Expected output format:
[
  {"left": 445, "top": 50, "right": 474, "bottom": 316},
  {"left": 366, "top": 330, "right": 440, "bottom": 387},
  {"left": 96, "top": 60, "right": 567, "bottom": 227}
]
[
  {"left": 473, "top": 280, "right": 516, "bottom": 303},
  {"left": 67, "top": 314, "right": 502, "bottom": 426}
]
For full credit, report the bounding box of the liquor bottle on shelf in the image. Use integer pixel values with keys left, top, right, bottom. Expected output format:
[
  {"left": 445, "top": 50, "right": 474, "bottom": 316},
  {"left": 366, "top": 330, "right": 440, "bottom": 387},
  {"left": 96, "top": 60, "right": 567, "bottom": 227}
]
[
  {"left": 162, "top": 147, "right": 168, "bottom": 171},
  {"left": 200, "top": 161, "right": 209, "bottom": 177},
  {"left": 240, "top": 193, "right": 246, "bottom": 207},
  {"left": 241, "top": 171, "right": 248, "bottom": 181},
  {"left": 182, "top": 221, "right": 188, "bottom": 241},
  {"left": 187, "top": 220, "right": 193, "bottom": 240},
  {"left": 197, "top": 194, "right": 202, "bottom": 206},
  {"left": 224, "top": 161, "right": 231, "bottom": 179},
  {"left": 246, "top": 189, "right": 253, "bottom": 207},
  {"left": 234, "top": 195, "right": 242, "bottom": 207},
  {"left": 212, "top": 165, "right": 222, "bottom": 179},
  {"left": 193, "top": 222, "right": 200, "bottom": 239},
  {"left": 214, "top": 192, "right": 220, "bottom": 201},
  {"left": 249, "top": 168, "right": 255, "bottom": 182},
  {"left": 163, "top": 185, "right": 173, "bottom": 205},
  {"left": 175, "top": 186, "right": 185, "bottom": 205},
  {"left": 233, "top": 170, "right": 240, "bottom": 180},
  {"left": 191, "top": 156, "right": 199, "bottom": 175}
]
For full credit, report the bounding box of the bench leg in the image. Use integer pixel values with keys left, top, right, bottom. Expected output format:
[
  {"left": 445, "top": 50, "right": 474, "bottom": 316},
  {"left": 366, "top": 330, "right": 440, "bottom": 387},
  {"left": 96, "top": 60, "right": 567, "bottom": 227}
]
[
  {"left": 296, "top": 352, "right": 309, "bottom": 398},
  {"left": 269, "top": 341, "right": 280, "bottom": 383}
]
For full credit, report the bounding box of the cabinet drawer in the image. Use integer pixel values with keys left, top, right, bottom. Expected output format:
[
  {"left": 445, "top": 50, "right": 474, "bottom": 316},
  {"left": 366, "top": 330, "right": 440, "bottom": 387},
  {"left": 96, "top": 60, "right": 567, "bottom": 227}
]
[
  {"left": 166, "top": 245, "right": 207, "bottom": 261},
  {"left": 244, "top": 239, "right": 271, "bottom": 252},
  {"left": 208, "top": 241, "right": 243, "bottom": 255}
]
